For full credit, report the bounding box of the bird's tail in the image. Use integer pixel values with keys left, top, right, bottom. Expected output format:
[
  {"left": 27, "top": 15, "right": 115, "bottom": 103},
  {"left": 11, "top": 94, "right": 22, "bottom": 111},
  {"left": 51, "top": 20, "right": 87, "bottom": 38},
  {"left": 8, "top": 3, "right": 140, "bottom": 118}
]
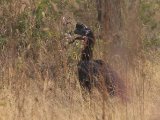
[{"left": 105, "top": 64, "right": 129, "bottom": 103}]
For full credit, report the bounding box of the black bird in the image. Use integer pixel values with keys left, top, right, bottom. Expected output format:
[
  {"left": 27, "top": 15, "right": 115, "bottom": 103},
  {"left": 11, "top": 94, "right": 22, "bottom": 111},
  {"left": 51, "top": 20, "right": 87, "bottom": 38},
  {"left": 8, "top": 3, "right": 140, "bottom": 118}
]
[{"left": 71, "top": 23, "right": 126, "bottom": 97}]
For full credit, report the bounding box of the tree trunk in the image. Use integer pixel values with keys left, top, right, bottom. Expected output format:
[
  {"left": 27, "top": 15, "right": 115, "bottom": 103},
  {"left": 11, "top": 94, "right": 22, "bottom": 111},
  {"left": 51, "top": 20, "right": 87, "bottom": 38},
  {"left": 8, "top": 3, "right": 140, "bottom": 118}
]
[{"left": 97, "top": 0, "right": 142, "bottom": 61}]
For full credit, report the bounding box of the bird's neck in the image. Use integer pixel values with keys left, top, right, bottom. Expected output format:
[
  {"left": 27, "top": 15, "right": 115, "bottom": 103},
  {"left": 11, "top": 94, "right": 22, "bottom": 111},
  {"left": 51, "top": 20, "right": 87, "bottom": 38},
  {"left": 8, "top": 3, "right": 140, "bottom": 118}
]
[
  {"left": 79, "top": 33, "right": 95, "bottom": 61},
  {"left": 81, "top": 46, "right": 93, "bottom": 61}
]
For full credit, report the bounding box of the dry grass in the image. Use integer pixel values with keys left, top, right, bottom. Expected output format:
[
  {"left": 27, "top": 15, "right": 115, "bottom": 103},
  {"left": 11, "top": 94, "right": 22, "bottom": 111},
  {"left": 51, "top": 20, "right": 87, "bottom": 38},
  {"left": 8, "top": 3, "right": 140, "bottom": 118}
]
[
  {"left": 0, "top": 0, "right": 160, "bottom": 120},
  {"left": 0, "top": 42, "right": 160, "bottom": 120}
]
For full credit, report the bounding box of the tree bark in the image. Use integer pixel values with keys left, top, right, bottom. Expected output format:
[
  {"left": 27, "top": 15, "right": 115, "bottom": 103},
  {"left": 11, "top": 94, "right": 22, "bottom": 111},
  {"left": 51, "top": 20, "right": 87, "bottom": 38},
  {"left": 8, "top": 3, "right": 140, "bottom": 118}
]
[{"left": 97, "top": 0, "right": 142, "bottom": 60}]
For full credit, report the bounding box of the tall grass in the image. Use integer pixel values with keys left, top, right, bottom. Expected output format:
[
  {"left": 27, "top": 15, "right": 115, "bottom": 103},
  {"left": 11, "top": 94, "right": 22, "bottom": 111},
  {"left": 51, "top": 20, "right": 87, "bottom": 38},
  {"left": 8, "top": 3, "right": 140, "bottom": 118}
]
[{"left": 0, "top": 0, "right": 160, "bottom": 120}]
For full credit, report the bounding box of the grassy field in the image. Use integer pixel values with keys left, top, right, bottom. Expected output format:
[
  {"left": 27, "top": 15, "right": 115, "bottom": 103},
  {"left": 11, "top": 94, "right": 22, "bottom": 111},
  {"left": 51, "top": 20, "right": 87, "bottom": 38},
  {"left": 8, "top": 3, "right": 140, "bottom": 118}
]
[{"left": 0, "top": 0, "right": 160, "bottom": 120}]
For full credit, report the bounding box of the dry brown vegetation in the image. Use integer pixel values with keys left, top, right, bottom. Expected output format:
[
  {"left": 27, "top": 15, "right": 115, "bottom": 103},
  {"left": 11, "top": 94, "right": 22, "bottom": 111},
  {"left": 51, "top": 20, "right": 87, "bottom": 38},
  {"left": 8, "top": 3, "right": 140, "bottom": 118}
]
[{"left": 0, "top": 0, "right": 160, "bottom": 120}]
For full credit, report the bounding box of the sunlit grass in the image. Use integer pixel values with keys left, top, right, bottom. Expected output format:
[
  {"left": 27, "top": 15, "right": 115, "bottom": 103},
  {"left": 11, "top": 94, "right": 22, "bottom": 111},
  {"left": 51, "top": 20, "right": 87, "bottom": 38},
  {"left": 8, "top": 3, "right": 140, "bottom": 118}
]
[{"left": 0, "top": 0, "right": 160, "bottom": 120}]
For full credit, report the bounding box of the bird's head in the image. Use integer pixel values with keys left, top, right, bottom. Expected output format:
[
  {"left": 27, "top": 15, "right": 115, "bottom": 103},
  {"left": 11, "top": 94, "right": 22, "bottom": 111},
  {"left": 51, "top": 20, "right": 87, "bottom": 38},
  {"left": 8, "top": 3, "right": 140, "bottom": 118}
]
[
  {"left": 74, "top": 23, "right": 91, "bottom": 37},
  {"left": 68, "top": 23, "right": 95, "bottom": 47}
]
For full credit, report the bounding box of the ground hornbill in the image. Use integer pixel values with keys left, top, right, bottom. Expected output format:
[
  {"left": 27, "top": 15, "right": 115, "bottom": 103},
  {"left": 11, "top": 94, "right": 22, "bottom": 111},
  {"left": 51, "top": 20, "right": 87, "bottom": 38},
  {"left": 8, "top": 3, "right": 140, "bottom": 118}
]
[{"left": 70, "top": 23, "right": 126, "bottom": 98}]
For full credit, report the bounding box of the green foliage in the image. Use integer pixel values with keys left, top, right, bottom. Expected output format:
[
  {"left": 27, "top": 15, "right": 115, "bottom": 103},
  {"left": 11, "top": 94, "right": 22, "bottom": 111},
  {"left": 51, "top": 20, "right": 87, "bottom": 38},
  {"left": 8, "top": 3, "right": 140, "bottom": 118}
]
[
  {"left": 16, "top": 12, "right": 29, "bottom": 33},
  {"left": 140, "top": 2, "right": 153, "bottom": 25},
  {"left": 0, "top": 0, "right": 12, "bottom": 5},
  {"left": 15, "top": 56, "right": 24, "bottom": 71},
  {"left": 140, "top": 1, "right": 160, "bottom": 28},
  {"left": 34, "top": 0, "right": 51, "bottom": 31},
  {"left": 64, "top": 42, "right": 80, "bottom": 64},
  {"left": 0, "top": 0, "right": 96, "bottom": 63},
  {"left": 0, "top": 36, "right": 7, "bottom": 49},
  {"left": 76, "top": 0, "right": 81, "bottom": 4},
  {"left": 140, "top": 1, "right": 160, "bottom": 49},
  {"left": 144, "top": 34, "right": 160, "bottom": 48},
  {"left": 32, "top": 0, "right": 61, "bottom": 39}
]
